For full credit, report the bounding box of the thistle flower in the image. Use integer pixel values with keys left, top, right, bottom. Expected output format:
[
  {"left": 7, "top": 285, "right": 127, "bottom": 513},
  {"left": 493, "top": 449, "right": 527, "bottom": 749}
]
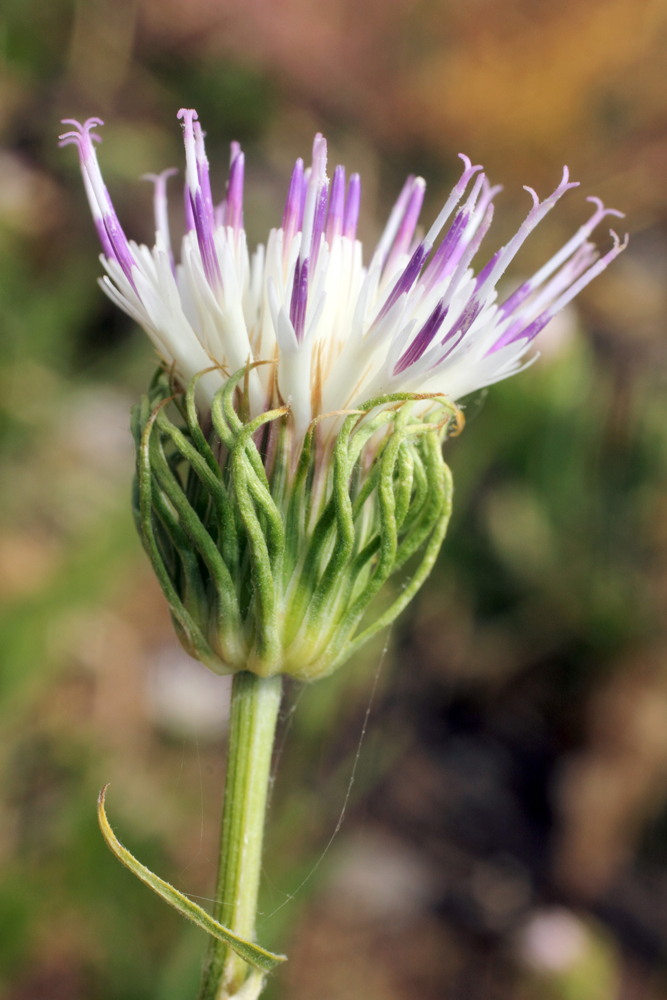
[
  {"left": 62, "top": 113, "right": 629, "bottom": 997},
  {"left": 59, "top": 111, "right": 626, "bottom": 681},
  {"left": 60, "top": 111, "right": 625, "bottom": 436}
]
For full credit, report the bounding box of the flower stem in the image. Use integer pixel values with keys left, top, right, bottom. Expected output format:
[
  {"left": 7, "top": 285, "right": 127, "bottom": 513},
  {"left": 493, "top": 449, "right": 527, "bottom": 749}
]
[{"left": 199, "top": 671, "right": 282, "bottom": 1000}]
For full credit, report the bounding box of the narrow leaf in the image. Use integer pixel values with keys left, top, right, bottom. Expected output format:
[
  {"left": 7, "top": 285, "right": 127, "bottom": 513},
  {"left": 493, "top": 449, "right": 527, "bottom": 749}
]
[{"left": 97, "top": 786, "right": 287, "bottom": 973}]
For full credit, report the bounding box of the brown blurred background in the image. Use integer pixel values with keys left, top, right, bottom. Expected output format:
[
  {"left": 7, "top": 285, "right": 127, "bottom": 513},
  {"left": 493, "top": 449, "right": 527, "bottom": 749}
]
[{"left": 2, "top": 0, "right": 667, "bottom": 997}]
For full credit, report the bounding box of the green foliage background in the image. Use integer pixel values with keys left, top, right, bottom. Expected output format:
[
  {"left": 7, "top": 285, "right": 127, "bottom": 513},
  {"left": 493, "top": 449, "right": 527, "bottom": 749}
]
[{"left": 1, "top": 0, "right": 667, "bottom": 996}]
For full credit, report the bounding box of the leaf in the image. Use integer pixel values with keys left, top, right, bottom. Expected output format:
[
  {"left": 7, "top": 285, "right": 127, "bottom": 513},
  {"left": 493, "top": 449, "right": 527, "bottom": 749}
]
[{"left": 97, "top": 786, "right": 287, "bottom": 973}]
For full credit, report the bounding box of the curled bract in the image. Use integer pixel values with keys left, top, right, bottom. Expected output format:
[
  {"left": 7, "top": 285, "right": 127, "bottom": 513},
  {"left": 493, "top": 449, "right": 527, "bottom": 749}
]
[{"left": 132, "top": 364, "right": 455, "bottom": 679}]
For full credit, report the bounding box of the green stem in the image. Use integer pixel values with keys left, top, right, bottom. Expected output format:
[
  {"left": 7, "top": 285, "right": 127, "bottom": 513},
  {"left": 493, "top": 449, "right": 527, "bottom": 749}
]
[{"left": 199, "top": 671, "right": 282, "bottom": 1000}]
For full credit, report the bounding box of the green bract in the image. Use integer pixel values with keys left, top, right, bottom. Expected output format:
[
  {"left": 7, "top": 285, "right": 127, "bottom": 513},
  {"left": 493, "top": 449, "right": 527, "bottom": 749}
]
[{"left": 131, "top": 364, "right": 457, "bottom": 681}]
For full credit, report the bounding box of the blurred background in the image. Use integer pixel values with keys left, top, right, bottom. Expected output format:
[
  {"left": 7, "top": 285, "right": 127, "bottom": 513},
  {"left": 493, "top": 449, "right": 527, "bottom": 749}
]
[{"left": 2, "top": 0, "right": 667, "bottom": 997}]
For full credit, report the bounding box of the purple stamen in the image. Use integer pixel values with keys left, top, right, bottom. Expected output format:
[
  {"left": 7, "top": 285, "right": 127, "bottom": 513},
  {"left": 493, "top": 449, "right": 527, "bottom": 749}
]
[
  {"left": 282, "top": 158, "right": 304, "bottom": 265},
  {"left": 373, "top": 174, "right": 416, "bottom": 269},
  {"left": 473, "top": 249, "right": 502, "bottom": 291},
  {"left": 226, "top": 143, "right": 245, "bottom": 235},
  {"left": 436, "top": 173, "right": 493, "bottom": 279},
  {"left": 93, "top": 216, "right": 116, "bottom": 260},
  {"left": 343, "top": 173, "right": 361, "bottom": 240},
  {"left": 475, "top": 179, "right": 503, "bottom": 225},
  {"left": 427, "top": 298, "right": 485, "bottom": 371},
  {"left": 517, "top": 242, "right": 597, "bottom": 323},
  {"left": 394, "top": 300, "right": 449, "bottom": 375},
  {"left": 374, "top": 241, "right": 430, "bottom": 325},
  {"left": 289, "top": 258, "right": 309, "bottom": 342},
  {"left": 424, "top": 202, "right": 495, "bottom": 332},
  {"left": 299, "top": 167, "right": 311, "bottom": 230},
  {"left": 422, "top": 154, "right": 483, "bottom": 249},
  {"left": 497, "top": 277, "right": 535, "bottom": 319},
  {"left": 461, "top": 171, "right": 486, "bottom": 219},
  {"left": 384, "top": 178, "right": 426, "bottom": 280},
  {"left": 102, "top": 213, "right": 138, "bottom": 286},
  {"left": 475, "top": 166, "right": 580, "bottom": 302},
  {"left": 300, "top": 135, "right": 327, "bottom": 254},
  {"left": 190, "top": 186, "right": 222, "bottom": 290},
  {"left": 287, "top": 135, "right": 329, "bottom": 341},
  {"left": 421, "top": 207, "right": 470, "bottom": 293},
  {"left": 489, "top": 229, "right": 628, "bottom": 355},
  {"left": 408, "top": 230, "right": 423, "bottom": 256},
  {"left": 184, "top": 182, "right": 195, "bottom": 232},
  {"left": 310, "top": 181, "right": 329, "bottom": 274},
  {"left": 373, "top": 154, "right": 485, "bottom": 328},
  {"left": 177, "top": 108, "right": 222, "bottom": 291},
  {"left": 539, "top": 229, "right": 628, "bottom": 317},
  {"left": 444, "top": 297, "right": 483, "bottom": 347},
  {"left": 60, "top": 119, "right": 114, "bottom": 258},
  {"left": 497, "top": 194, "right": 625, "bottom": 319},
  {"left": 400, "top": 270, "right": 488, "bottom": 379},
  {"left": 193, "top": 121, "right": 214, "bottom": 228},
  {"left": 489, "top": 311, "right": 553, "bottom": 356},
  {"left": 445, "top": 203, "right": 495, "bottom": 302},
  {"left": 326, "top": 165, "right": 346, "bottom": 244},
  {"left": 59, "top": 118, "right": 137, "bottom": 287}
]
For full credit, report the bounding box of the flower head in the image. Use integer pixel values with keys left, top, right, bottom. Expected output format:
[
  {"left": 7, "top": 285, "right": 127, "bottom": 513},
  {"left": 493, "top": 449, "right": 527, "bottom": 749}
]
[
  {"left": 60, "top": 112, "right": 626, "bottom": 441},
  {"left": 60, "top": 112, "right": 626, "bottom": 681}
]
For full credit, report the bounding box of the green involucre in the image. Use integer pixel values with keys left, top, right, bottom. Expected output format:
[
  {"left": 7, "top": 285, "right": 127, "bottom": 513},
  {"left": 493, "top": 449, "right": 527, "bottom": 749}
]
[{"left": 131, "top": 365, "right": 456, "bottom": 680}]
